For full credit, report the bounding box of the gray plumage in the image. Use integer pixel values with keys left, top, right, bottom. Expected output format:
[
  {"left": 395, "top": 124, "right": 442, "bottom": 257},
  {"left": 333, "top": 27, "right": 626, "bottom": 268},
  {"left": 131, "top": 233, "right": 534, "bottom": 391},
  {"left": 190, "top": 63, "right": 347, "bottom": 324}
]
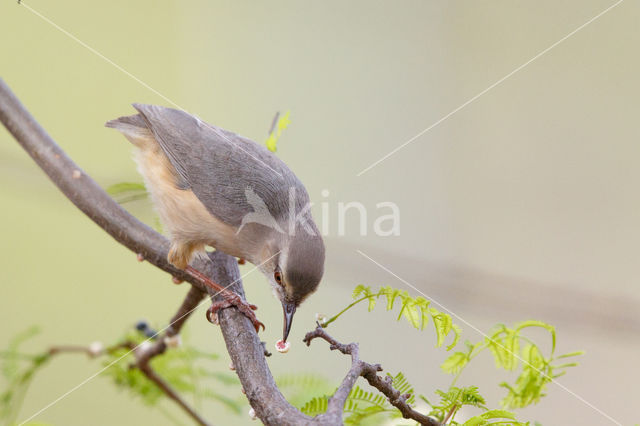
[
  {"left": 106, "top": 105, "right": 325, "bottom": 339},
  {"left": 129, "top": 104, "right": 309, "bottom": 228}
]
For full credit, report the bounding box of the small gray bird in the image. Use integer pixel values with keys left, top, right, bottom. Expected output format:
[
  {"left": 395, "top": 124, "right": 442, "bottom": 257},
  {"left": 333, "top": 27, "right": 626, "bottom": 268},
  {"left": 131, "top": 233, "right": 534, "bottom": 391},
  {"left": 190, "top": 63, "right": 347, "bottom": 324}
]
[{"left": 106, "top": 104, "right": 325, "bottom": 342}]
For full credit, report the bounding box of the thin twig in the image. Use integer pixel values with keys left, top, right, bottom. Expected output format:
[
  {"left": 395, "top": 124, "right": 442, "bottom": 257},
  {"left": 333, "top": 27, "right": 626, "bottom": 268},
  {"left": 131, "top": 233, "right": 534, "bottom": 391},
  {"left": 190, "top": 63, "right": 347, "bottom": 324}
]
[
  {"left": 133, "top": 289, "right": 209, "bottom": 426},
  {"left": 40, "top": 337, "right": 210, "bottom": 426},
  {"left": 268, "top": 111, "right": 280, "bottom": 135},
  {"left": 442, "top": 404, "right": 458, "bottom": 425},
  {"left": 42, "top": 288, "right": 208, "bottom": 424},
  {"left": 136, "top": 361, "right": 210, "bottom": 426},
  {"left": 304, "top": 325, "right": 440, "bottom": 426}
]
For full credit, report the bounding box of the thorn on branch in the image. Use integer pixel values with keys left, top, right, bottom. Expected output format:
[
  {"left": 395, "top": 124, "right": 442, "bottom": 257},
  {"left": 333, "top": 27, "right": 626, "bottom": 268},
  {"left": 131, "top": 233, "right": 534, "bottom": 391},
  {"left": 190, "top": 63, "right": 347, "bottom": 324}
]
[{"left": 261, "top": 341, "right": 272, "bottom": 357}]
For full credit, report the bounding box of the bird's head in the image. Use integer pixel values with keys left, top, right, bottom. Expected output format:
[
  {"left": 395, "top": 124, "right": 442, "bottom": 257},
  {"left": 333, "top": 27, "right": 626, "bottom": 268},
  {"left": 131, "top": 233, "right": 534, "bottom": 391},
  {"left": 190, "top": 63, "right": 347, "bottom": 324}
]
[{"left": 261, "top": 230, "right": 325, "bottom": 342}]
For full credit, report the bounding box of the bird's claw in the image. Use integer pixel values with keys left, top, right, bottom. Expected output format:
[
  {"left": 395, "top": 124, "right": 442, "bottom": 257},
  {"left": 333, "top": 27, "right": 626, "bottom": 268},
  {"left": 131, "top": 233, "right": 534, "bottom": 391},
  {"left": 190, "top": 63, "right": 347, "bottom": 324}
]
[{"left": 206, "top": 293, "right": 265, "bottom": 333}]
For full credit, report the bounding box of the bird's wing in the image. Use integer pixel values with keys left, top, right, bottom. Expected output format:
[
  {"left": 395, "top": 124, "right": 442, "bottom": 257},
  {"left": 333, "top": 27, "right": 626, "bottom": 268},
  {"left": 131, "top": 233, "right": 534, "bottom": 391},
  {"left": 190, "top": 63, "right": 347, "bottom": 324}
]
[{"left": 132, "top": 104, "right": 308, "bottom": 228}]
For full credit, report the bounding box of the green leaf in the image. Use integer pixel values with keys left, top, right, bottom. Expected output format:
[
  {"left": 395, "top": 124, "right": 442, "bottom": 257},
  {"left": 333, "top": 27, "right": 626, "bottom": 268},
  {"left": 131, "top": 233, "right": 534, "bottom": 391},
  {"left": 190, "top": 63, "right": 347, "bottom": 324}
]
[
  {"left": 447, "top": 324, "right": 463, "bottom": 351},
  {"left": 522, "top": 344, "right": 545, "bottom": 371},
  {"left": 554, "top": 362, "right": 578, "bottom": 369},
  {"left": 428, "top": 386, "right": 489, "bottom": 423},
  {"left": 265, "top": 133, "right": 278, "bottom": 152},
  {"left": 99, "top": 329, "right": 241, "bottom": 414},
  {"left": 344, "top": 404, "right": 388, "bottom": 424},
  {"left": 300, "top": 372, "right": 415, "bottom": 424},
  {"left": 382, "top": 286, "right": 402, "bottom": 310},
  {"left": 332, "top": 286, "right": 461, "bottom": 351},
  {"left": 367, "top": 296, "right": 376, "bottom": 312},
  {"left": 430, "top": 308, "right": 452, "bottom": 347},
  {"left": 106, "top": 182, "right": 147, "bottom": 195},
  {"left": 515, "top": 320, "right": 556, "bottom": 355},
  {"left": 278, "top": 111, "right": 291, "bottom": 130},
  {"left": 0, "top": 327, "right": 51, "bottom": 425},
  {"left": 463, "top": 409, "right": 519, "bottom": 426},
  {"left": 460, "top": 386, "right": 486, "bottom": 408},
  {"left": 277, "top": 373, "right": 333, "bottom": 407},
  {"left": 300, "top": 395, "right": 329, "bottom": 416},
  {"left": 2, "top": 326, "right": 40, "bottom": 380},
  {"left": 352, "top": 285, "right": 371, "bottom": 299},
  {"left": 265, "top": 110, "right": 291, "bottom": 152},
  {"left": 486, "top": 326, "right": 520, "bottom": 371},
  {"left": 402, "top": 299, "right": 421, "bottom": 329},
  {"left": 388, "top": 372, "right": 415, "bottom": 404},
  {"left": 481, "top": 409, "right": 516, "bottom": 420},
  {"left": 106, "top": 182, "right": 149, "bottom": 204},
  {"left": 555, "top": 351, "right": 584, "bottom": 359},
  {"left": 499, "top": 356, "right": 549, "bottom": 409},
  {"left": 441, "top": 352, "right": 468, "bottom": 375},
  {"left": 413, "top": 297, "right": 430, "bottom": 330}
]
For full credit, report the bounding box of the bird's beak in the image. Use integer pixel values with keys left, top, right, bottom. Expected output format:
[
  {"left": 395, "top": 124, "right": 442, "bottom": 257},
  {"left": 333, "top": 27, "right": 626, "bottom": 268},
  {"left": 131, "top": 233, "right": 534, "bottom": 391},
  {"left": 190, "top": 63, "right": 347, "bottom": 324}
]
[{"left": 282, "top": 302, "right": 297, "bottom": 342}]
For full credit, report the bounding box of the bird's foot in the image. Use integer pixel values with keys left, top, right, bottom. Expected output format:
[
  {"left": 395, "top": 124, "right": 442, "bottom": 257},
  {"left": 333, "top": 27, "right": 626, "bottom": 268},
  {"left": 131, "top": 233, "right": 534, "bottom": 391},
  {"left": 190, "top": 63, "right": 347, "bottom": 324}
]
[
  {"left": 183, "top": 265, "right": 265, "bottom": 332},
  {"left": 206, "top": 291, "right": 265, "bottom": 332}
]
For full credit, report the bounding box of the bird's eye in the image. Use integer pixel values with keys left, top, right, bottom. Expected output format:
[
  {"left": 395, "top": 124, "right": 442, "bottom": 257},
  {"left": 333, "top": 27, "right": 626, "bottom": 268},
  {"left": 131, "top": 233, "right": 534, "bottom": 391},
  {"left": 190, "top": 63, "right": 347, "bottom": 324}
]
[{"left": 274, "top": 271, "right": 283, "bottom": 286}]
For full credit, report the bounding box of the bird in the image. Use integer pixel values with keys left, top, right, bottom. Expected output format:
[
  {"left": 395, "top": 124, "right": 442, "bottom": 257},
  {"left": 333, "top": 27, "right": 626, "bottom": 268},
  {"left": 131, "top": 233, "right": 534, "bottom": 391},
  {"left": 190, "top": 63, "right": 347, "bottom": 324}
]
[{"left": 106, "top": 104, "right": 325, "bottom": 343}]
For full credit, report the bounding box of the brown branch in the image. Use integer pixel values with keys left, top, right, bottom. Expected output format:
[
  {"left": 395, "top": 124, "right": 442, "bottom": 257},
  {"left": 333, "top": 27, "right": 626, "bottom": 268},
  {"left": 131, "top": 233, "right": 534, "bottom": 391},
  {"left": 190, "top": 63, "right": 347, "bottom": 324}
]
[
  {"left": 127, "top": 286, "right": 205, "bottom": 423},
  {"left": 201, "top": 251, "right": 311, "bottom": 425},
  {"left": 304, "top": 325, "right": 440, "bottom": 426},
  {"left": 130, "top": 286, "right": 209, "bottom": 425},
  {"left": 0, "top": 78, "right": 435, "bottom": 426},
  {"left": 0, "top": 78, "right": 310, "bottom": 425},
  {"left": 136, "top": 361, "right": 210, "bottom": 426},
  {"left": 442, "top": 405, "right": 458, "bottom": 425},
  {"left": 42, "top": 338, "right": 211, "bottom": 426},
  {"left": 44, "top": 337, "right": 210, "bottom": 426},
  {"left": 44, "top": 287, "right": 208, "bottom": 424}
]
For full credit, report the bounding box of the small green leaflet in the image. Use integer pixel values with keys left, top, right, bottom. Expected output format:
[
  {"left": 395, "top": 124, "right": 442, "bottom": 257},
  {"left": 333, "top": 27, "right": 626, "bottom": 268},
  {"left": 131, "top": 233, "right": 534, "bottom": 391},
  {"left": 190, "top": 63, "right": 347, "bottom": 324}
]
[
  {"left": 266, "top": 110, "right": 291, "bottom": 152},
  {"left": 299, "top": 372, "right": 415, "bottom": 424},
  {"left": 340, "top": 285, "right": 461, "bottom": 350},
  {"left": 106, "top": 182, "right": 149, "bottom": 204}
]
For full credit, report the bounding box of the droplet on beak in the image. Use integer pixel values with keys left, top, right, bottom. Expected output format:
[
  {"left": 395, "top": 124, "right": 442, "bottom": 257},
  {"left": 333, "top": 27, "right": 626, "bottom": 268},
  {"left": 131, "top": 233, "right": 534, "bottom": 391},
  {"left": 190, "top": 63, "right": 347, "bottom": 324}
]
[{"left": 275, "top": 339, "right": 290, "bottom": 353}]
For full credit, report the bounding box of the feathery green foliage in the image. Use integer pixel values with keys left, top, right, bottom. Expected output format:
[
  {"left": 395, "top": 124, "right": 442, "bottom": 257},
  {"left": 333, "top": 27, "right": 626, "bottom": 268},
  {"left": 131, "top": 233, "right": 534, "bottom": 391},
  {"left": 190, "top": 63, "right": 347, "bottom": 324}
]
[
  {"left": 276, "top": 373, "right": 334, "bottom": 408},
  {"left": 0, "top": 327, "right": 50, "bottom": 426},
  {"left": 323, "top": 285, "right": 461, "bottom": 350},
  {"left": 300, "top": 394, "right": 329, "bottom": 417},
  {"left": 102, "top": 329, "right": 242, "bottom": 414},
  {"left": 421, "top": 386, "right": 529, "bottom": 425},
  {"left": 0, "top": 326, "right": 244, "bottom": 425},
  {"left": 440, "top": 320, "right": 582, "bottom": 410},
  {"left": 300, "top": 372, "right": 414, "bottom": 425},
  {"left": 307, "top": 286, "right": 582, "bottom": 425},
  {"left": 1, "top": 284, "right": 582, "bottom": 426}
]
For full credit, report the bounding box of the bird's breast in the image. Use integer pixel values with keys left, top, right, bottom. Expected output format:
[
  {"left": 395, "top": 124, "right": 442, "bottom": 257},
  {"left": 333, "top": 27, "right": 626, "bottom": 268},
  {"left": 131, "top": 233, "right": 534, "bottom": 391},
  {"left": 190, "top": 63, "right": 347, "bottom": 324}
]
[{"left": 133, "top": 144, "right": 251, "bottom": 260}]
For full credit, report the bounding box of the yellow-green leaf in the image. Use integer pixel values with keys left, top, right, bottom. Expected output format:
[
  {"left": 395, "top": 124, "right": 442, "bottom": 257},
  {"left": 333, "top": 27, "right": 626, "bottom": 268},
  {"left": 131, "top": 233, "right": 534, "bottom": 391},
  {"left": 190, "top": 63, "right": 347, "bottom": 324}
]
[
  {"left": 441, "top": 352, "right": 468, "bottom": 374},
  {"left": 402, "top": 301, "right": 421, "bottom": 329}
]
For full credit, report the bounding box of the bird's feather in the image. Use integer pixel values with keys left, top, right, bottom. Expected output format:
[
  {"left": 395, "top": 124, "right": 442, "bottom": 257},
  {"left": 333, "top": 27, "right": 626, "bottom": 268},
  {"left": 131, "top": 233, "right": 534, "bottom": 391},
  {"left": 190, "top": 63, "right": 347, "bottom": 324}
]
[{"left": 115, "top": 104, "right": 310, "bottom": 229}]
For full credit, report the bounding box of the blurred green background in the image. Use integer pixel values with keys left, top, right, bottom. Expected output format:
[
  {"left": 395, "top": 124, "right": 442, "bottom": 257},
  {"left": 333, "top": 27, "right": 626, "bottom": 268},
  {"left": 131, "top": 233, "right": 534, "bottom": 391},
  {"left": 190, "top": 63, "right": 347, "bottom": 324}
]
[{"left": 1, "top": 0, "right": 639, "bottom": 425}]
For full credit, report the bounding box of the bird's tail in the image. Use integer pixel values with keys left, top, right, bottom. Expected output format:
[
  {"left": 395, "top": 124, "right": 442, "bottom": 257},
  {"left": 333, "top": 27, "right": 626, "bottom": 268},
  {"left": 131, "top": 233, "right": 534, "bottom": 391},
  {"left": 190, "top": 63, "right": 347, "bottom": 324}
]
[{"left": 105, "top": 113, "right": 153, "bottom": 148}]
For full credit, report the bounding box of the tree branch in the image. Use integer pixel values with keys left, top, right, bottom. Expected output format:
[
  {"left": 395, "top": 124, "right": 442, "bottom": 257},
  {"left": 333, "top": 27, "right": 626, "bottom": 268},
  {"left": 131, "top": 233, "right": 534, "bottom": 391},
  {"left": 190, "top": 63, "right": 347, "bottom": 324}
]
[
  {"left": 130, "top": 286, "right": 208, "bottom": 425},
  {"left": 304, "top": 325, "right": 440, "bottom": 426},
  {"left": 200, "top": 251, "right": 311, "bottom": 425},
  {"left": 44, "top": 286, "right": 210, "bottom": 424},
  {"left": 0, "top": 78, "right": 309, "bottom": 425},
  {"left": 0, "top": 78, "right": 436, "bottom": 426}
]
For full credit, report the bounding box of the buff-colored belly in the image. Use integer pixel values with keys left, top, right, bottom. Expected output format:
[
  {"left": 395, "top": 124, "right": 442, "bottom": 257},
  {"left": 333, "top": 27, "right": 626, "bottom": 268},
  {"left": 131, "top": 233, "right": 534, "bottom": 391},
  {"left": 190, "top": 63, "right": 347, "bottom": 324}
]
[{"left": 132, "top": 140, "right": 244, "bottom": 269}]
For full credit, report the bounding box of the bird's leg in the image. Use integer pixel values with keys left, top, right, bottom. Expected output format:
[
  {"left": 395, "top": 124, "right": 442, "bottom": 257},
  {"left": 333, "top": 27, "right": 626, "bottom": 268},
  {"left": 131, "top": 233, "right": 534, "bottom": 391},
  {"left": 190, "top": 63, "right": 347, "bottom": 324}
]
[{"left": 184, "top": 265, "right": 265, "bottom": 332}]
